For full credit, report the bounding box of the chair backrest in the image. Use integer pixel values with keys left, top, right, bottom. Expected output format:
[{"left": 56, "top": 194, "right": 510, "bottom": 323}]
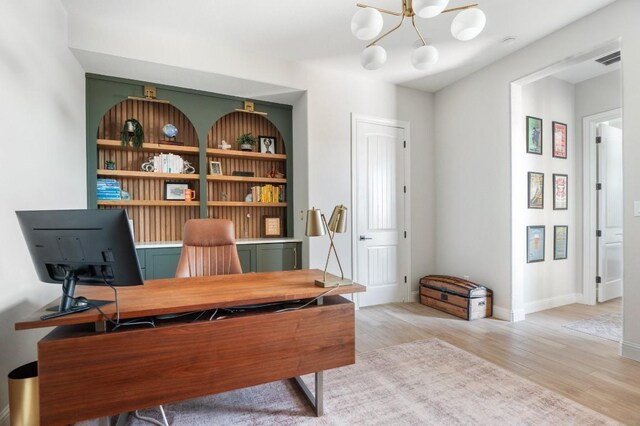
[{"left": 175, "top": 219, "right": 243, "bottom": 277}]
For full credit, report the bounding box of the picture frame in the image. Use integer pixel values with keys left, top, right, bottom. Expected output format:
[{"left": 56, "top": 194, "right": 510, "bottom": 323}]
[
  {"left": 553, "top": 174, "right": 568, "bottom": 210},
  {"left": 164, "top": 181, "right": 190, "bottom": 201},
  {"left": 527, "top": 226, "right": 545, "bottom": 263},
  {"left": 526, "top": 116, "right": 543, "bottom": 155},
  {"left": 259, "top": 136, "right": 276, "bottom": 154},
  {"left": 262, "top": 216, "right": 282, "bottom": 237},
  {"left": 552, "top": 121, "right": 567, "bottom": 159},
  {"left": 528, "top": 172, "right": 544, "bottom": 209},
  {"left": 209, "top": 161, "right": 222, "bottom": 175},
  {"left": 554, "top": 225, "right": 568, "bottom": 260}
]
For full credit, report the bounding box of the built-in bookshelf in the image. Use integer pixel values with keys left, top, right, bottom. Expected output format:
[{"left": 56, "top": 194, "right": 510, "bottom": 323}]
[{"left": 89, "top": 78, "right": 293, "bottom": 242}]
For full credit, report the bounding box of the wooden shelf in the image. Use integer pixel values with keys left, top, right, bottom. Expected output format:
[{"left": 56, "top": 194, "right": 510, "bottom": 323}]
[
  {"left": 206, "top": 175, "right": 286, "bottom": 184},
  {"left": 97, "top": 139, "right": 199, "bottom": 155},
  {"left": 98, "top": 170, "right": 200, "bottom": 180},
  {"left": 207, "top": 148, "right": 286, "bottom": 161},
  {"left": 207, "top": 202, "right": 287, "bottom": 207},
  {"left": 97, "top": 200, "right": 200, "bottom": 207}
]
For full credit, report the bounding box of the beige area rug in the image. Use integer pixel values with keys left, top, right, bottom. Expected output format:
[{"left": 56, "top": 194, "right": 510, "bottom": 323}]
[
  {"left": 563, "top": 312, "right": 622, "bottom": 343},
  {"left": 90, "top": 339, "right": 618, "bottom": 426}
]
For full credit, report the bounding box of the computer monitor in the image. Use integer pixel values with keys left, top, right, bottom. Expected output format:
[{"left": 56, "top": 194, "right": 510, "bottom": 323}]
[{"left": 16, "top": 209, "right": 144, "bottom": 319}]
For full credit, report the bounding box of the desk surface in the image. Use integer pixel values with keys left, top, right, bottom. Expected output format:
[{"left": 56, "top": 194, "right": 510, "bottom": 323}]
[{"left": 16, "top": 269, "right": 365, "bottom": 331}]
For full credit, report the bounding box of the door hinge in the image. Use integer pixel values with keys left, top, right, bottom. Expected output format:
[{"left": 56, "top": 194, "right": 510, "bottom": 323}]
[
  {"left": 596, "top": 276, "right": 602, "bottom": 284},
  {"left": 596, "top": 230, "right": 602, "bottom": 237},
  {"left": 596, "top": 136, "right": 602, "bottom": 144},
  {"left": 404, "top": 276, "right": 407, "bottom": 283},
  {"left": 403, "top": 185, "right": 407, "bottom": 193},
  {"left": 404, "top": 231, "right": 407, "bottom": 238},
  {"left": 403, "top": 140, "right": 406, "bottom": 148},
  {"left": 596, "top": 183, "right": 602, "bottom": 190}
]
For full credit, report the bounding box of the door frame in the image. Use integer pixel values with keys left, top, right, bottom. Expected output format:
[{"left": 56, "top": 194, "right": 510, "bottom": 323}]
[
  {"left": 350, "top": 114, "right": 411, "bottom": 307},
  {"left": 582, "top": 108, "right": 621, "bottom": 305}
]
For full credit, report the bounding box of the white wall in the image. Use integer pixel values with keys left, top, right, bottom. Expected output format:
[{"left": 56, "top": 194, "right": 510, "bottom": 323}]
[
  {"left": 435, "top": 0, "right": 640, "bottom": 361},
  {"left": 575, "top": 70, "right": 621, "bottom": 138},
  {"left": 519, "top": 77, "right": 578, "bottom": 312},
  {"left": 0, "top": 0, "right": 86, "bottom": 413}
]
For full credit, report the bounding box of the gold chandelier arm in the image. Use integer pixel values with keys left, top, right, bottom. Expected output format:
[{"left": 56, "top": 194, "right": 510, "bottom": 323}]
[
  {"left": 441, "top": 3, "right": 479, "bottom": 13},
  {"left": 356, "top": 3, "right": 403, "bottom": 16},
  {"left": 411, "top": 15, "right": 427, "bottom": 46},
  {"left": 367, "top": 14, "right": 406, "bottom": 47}
]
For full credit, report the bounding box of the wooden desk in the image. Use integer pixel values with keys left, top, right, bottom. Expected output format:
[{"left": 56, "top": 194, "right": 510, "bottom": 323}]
[{"left": 15, "top": 269, "right": 365, "bottom": 425}]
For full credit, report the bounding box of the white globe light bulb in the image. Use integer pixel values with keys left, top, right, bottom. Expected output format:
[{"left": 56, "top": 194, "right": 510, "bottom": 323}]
[
  {"left": 412, "top": 45, "right": 439, "bottom": 70},
  {"left": 361, "top": 45, "right": 387, "bottom": 70},
  {"left": 351, "top": 7, "right": 384, "bottom": 40},
  {"left": 451, "top": 8, "right": 486, "bottom": 41},
  {"left": 412, "top": 0, "right": 450, "bottom": 19}
]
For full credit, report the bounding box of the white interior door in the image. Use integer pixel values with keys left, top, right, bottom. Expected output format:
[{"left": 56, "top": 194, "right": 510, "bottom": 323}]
[
  {"left": 353, "top": 118, "right": 407, "bottom": 307},
  {"left": 597, "top": 123, "right": 623, "bottom": 302}
]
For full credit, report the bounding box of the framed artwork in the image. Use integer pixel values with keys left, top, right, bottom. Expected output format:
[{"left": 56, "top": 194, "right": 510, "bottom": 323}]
[
  {"left": 209, "top": 161, "right": 222, "bottom": 175},
  {"left": 527, "top": 226, "right": 545, "bottom": 263},
  {"left": 262, "top": 216, "right": 282, "bottom": 237},
  {"left": 164, "top": 182, "right": 190, "bottom": 201},
  {"left": 528, "top": 172, "right": 544, "bottom": 209},
  {"left": 554, "top": 225, "right": 568, "bottom": 260},
  {"left": 552, "top": 121, "right": 567, "bottom": 159},
  {"left": 526, "top": 116, "right": 543, "bottom": 155},
  {"left": 259, "top": 136, "right": 276, "bottom": 154},
  {"left": 553, "top": 174, "right": 568, "bottom": 210}
]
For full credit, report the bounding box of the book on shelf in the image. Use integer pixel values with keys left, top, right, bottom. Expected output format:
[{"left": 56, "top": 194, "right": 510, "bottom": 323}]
[
  {"left": 250, "top": 184, "right": 285, "bottom": 203},
  {"left": 151, "top": 153, "right": 185, "bottom": 174},
  {"left": 97, "top": 178, "right": 122, "bottom": 200}
]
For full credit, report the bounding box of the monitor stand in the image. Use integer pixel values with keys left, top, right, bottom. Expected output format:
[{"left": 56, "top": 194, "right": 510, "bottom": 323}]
[{"left": 41, "top": 270, "right": 112, "bottom": 320}]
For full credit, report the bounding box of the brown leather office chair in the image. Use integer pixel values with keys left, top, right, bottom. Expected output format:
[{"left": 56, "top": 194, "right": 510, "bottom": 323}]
[{"left": 175, "top": 219, "right": 243, "bottom": 277}]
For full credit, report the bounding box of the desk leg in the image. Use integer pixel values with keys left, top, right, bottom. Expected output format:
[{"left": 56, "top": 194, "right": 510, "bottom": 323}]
[{"left": 293, "top": 372, "right": 324, "bottom": 416}]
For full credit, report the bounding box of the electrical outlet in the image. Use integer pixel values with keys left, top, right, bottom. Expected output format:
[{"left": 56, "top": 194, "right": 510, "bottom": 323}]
[{"left": 300, "top": 210, "right": 305, "bottom": 221}]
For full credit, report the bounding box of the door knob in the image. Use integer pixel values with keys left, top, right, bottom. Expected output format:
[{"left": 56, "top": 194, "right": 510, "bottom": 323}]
[{"left": 359, "top": 236, "right": 372, "bottom": 241}]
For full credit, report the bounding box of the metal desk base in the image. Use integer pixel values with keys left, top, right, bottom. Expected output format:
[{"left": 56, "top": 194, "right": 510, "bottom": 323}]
[{"left": 292, "top": 371, "right": 324, "bottom": 416}]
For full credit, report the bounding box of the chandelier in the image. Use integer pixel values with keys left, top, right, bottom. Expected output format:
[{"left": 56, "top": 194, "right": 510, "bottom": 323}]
[{"left": 351, "top": 0, "right": 486, "bottom": 70}]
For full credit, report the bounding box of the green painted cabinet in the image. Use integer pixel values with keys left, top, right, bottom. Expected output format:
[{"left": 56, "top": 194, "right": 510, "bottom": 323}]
[
  {"left": 257, "top": 243, "right": 300, "bottom": 272},
  {"left": 143, "top": 248, "right": 182, "bottom": 280},
  {"left": 137, "top": 242, "right": 301, "bottom": 280}
]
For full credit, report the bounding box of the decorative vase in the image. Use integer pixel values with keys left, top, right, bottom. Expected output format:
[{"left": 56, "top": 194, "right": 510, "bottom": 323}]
[{"left": 240, "top": 143, "right": 253, "bottom": 151}]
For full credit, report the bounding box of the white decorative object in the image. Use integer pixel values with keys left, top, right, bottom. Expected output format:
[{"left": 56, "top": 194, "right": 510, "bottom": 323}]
[
  {"left": 361, "top": 45, "right": 387, "bottom": 70},
  {"left": 350, "top": 7, "right": 383, "bottom": 40},
  {"left": 218, "top": 140, "right": 232, "bottom": 150},
  {"left": 412, "top": 0, "right": 450, "bottom": 18},
  {"left": 451, "top": 8, "right": 486, "bottom": 41},
  {"left": 183, "top": 161, "right": 196, "bottom": 174},
  {"left": 412, "top": 45, "right": 439, "bottom": 70}
]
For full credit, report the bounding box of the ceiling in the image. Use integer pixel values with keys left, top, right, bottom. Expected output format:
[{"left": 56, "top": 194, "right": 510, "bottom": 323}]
[
  {"left": 553, "top": 54, "right": 621, "bottom": 84},
  {"left": 61, "top": 0, "right": 617, "bottom": 93}
]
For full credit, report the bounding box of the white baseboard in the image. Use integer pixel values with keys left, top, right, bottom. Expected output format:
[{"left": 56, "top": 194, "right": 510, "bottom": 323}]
[
  {"left": 621, "top": 340, "right": 640, "bottom": 362},
  {"left": 410, "top": 290, "right": 419, "bottom": 302},
  {"left": 524, "top": 293, "right": 580, "bottom": 314},
  {"left": 0, "top": 404, "right": 9, "bottom": 426},
  {"left": 491, "top": 306, "right": 524, "bottom": 322}
]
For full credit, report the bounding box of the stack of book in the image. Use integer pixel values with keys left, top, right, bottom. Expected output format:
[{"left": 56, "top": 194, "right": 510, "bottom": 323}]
[
  {"left": 250, "top": 184, "right": 285, "bottom": 203},
  {"left": 97, "top": 179, "right": 121, "bottom": 200},
  {"left": 151, "top": 153, "right": 185, "bottom": 174}
]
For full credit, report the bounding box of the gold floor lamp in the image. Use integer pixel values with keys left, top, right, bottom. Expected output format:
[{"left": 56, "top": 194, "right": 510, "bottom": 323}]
[{"left": 306, "top": 205, "right": 352, "bottom": 287}]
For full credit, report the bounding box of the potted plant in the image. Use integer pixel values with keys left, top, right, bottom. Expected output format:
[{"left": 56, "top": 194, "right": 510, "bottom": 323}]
[
  {"left": 120, "top": 118, "right": 145, "bottom": 149},
  {"left": 236, "top": 132, "right": 257, "bottom": 151}
]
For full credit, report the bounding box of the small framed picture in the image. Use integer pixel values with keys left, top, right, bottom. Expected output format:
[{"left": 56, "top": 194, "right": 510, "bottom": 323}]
[
  {"left": 553, "top": 174, "right": 568, "bottom": 210},
  {"left": 527, "top": 226, "right": 545, "bottom": 263},
  {"left": 164, "top": 182, "right": 190, "bottom": 201},
  {"left": 528, "top": 172, "right": 544, "bottom": 209},
  {"left": 259, "top": 136, "right": 276, "bottom": 154},
  {"left": 526, "top": 116, "right": 543, "bottom": 155},
  {"left": 209, "top": 161, "right": 222, "bottom": 175},
  {"left": 554, "top": 225, "right": 568, "bottom": 260},
  {"left": 262, "top": 216, "right": 282, "bottom": 237},
  {"left": 552, "top": 121, "right": 567, "bottom": 159}
]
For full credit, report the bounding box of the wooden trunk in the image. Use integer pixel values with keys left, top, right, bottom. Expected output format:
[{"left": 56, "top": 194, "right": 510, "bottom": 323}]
[{"left": 419, "top": 275, "right": 492, "bottom": 320}]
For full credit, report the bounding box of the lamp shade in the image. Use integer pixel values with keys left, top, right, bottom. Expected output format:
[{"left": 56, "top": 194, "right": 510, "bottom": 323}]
[
  {"left": 412, "top": 0, "right": 450, "bottom": 19},
  {"left": 305, "top": 208, "right": 326, "bottom": 237},
  {"left": 451, "top": 8, "right": 486, "bottom": 41},
  {"left": 351, "top": 7, "right": 384, "bottom": 40},
  {"left": 412, "top": 45, "right": 439, "bottom": 69},
  {"left": 361, "top": 45, "right": 387, "bottom": 70},
  {"left": 328, "top": 205, "right": 348, "bottom": 233}
]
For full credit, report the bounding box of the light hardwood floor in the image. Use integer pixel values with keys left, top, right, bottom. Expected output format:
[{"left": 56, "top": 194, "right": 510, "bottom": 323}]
[{"left": 355, "top": 298, "right": 640, "bottom": 425}]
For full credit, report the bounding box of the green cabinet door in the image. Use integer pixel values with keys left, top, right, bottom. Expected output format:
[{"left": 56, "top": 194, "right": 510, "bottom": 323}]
[
  {"left": 237, "top": 245, "right": 257, "bottom": 273},
  {"left": 256, "top": 243, "right": 301, "bottom": 272},
  {"left": 144, "top": 247, "right": 182, "bottom": 279},
  {"left": 136, "top": 249, "right": 146, "bottom": 279}
]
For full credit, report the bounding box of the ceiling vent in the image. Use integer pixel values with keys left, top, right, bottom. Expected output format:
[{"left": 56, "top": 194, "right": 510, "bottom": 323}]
[{"left": 595, "top": 51, "right": 621, "bottom": 66}]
